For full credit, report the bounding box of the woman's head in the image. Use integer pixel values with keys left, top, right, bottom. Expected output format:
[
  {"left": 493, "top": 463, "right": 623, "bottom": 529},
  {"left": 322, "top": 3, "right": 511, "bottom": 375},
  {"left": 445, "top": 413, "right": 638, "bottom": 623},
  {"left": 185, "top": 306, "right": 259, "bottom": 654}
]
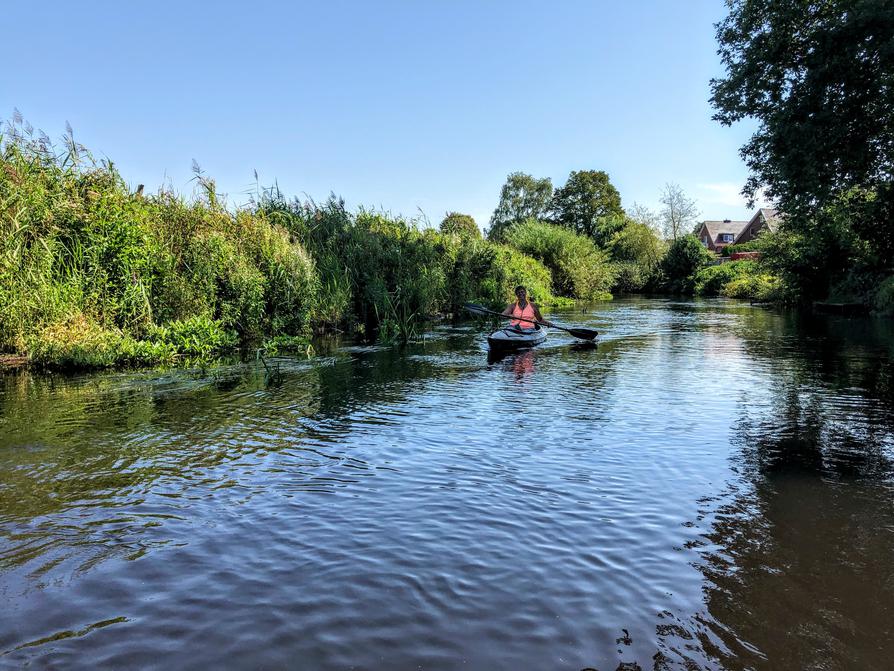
[{"left": 514, "top": 285, "right": 527, "bottom": 301}]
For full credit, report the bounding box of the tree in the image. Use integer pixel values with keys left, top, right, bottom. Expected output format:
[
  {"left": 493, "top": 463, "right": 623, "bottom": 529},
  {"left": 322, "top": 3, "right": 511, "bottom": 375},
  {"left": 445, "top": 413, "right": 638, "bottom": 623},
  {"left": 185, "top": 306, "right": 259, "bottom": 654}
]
[
  {"left": 659, "top": 183, "right": 699, "bottom": 241},
  {"left": 488, "top": 172, "right": 553, "bottom": 241},
  {"left": 626, "top": 202, "right": 662, "bottom": 235},
  {"left": 439, "top": 212, "right": 480, "bottom": 238},
  {"left": 660, "top": 234, "right": 715, "bottom": 293},
  {"left": 550, "top": 170, "right": 624, "bottom": 245},
  {"left": 710, "top": 0, "right": 894, "bottom": 217}
]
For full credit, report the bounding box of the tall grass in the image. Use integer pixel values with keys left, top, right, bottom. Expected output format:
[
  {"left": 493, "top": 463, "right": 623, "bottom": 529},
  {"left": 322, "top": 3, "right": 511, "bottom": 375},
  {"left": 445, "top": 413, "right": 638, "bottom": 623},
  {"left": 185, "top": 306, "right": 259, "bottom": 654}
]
[
  {"left": 1, "top": 117, "right": 317, "bottom": 367},
  {"left": 1, "top": 118, "right": 563, "bottom": 367},
  {"left": 255, "top": 191, "right": 560, "bottom": 340}
]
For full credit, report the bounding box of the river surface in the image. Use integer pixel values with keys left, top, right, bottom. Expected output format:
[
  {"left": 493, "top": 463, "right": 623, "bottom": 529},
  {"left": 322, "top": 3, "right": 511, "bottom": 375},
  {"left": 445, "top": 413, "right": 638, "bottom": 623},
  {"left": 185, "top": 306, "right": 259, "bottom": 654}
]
[{"left": 1, "top": 298, "right": 893, "bottom": 670}]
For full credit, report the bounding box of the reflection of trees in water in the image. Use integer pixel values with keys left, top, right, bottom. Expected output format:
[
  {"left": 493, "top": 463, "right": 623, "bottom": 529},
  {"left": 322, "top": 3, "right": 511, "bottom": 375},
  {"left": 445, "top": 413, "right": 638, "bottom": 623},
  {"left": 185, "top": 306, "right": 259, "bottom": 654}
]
[
  {"left": 671, "top": 324, "right": 894, "bottom": 670},
  {"left": 0, "top": 334, "right": 478, "bottom": 579}
]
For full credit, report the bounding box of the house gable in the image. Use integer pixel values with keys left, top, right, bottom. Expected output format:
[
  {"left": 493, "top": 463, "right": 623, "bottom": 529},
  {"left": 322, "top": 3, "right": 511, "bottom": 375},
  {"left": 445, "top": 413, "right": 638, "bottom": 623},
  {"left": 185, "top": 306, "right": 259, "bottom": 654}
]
[
  {"left": 696, "top": 219, "right": 749, "bottom": 252},
  {"left": 734, "top": 208, "right": 780, "bottom": 245}
]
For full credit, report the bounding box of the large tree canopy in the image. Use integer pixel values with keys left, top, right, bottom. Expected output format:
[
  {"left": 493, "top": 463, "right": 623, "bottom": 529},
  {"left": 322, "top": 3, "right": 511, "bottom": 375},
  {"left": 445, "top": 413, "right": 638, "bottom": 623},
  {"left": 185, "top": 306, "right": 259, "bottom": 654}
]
[
  {"left": 550, "top": 170, "right": 625, "bottom": 245},
  {"left": 710, "top": 0, "right": 894, "bottom": 216},
  {"left": 488, "top": 172, "right": 553, "bottom": 241}
]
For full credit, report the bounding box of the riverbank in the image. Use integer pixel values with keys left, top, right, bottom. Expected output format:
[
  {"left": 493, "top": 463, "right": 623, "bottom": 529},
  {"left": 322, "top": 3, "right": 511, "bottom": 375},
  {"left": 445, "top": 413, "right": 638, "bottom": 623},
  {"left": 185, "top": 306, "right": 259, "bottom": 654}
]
[{"left": 3, "top": 121, "right": 890, "bottom": 371}]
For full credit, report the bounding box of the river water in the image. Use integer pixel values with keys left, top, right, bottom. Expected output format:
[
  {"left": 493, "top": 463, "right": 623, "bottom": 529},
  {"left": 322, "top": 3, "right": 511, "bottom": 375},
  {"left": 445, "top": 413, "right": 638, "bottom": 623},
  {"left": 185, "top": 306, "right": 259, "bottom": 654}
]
[{"left": 1, "top": 298, "right": 893, "bottom": 670}]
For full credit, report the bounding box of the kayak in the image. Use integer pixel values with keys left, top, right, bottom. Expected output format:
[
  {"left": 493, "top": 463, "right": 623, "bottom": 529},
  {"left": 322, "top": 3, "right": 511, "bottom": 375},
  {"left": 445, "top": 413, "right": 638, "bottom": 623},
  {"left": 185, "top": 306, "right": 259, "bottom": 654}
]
[{"left": 487, "top": 326, "right": 547, "bottom": 351}]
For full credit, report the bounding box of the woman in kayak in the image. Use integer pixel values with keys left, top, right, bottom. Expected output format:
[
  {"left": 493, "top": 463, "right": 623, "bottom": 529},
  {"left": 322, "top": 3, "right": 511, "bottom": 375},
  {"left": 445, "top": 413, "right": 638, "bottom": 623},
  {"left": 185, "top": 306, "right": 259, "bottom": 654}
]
[{"left": 501, "top": 285, "right": 553, "bottom": 330}]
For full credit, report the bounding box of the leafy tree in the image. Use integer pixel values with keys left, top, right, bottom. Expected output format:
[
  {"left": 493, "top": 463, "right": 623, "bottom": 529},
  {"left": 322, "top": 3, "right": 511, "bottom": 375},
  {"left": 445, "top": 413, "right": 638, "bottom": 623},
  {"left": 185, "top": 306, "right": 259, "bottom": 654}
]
[
  {"left": 550, "top": 170, "right": 624, "bottom": 245},
  {"left": 439, "top": 212, "right": 480, "bottom": 238},
  {"left": 710, "top": 0, "right": 894, "bottom": 218},
  {"left": 659, "top": 183, "right": 699, "bottom": 241},
  {"left": 660, "top": 234, "right": 715, "bottom": 293},
  {"left": 608, "top": 219, "right": 665, "bottom": 265},
  {"left": 607, "top": 218, "right": 666, "bottom": 293},
  {"left": 488, "top": 172, "right": 553, "bottom": 241}
]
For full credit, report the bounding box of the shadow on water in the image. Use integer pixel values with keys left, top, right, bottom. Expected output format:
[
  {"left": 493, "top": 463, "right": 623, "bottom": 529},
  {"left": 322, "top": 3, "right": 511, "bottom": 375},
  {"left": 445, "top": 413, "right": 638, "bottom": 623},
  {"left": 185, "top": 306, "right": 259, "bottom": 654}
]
[{"left": 659, "top": 313, "right": 894, "bottom": 670}]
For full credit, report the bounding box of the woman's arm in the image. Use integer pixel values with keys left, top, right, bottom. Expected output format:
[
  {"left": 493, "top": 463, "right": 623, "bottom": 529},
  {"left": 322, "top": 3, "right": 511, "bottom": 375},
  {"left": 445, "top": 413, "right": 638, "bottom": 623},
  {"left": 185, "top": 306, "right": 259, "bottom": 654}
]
[
  {"left": 501, "top": 303, "right": 515, "bottom": 316},
  {"left": 532, "top": 304, "right": 553, "bottom": 327}
]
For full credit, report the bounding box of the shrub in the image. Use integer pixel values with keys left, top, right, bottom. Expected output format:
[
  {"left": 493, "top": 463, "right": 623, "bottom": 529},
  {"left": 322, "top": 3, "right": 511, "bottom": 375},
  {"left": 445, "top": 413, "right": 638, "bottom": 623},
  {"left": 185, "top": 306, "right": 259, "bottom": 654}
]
[
  {"left": 505, "top": 219, "right": 614, "bottom": 300},
  {"left": 721, "top": 273, "right": 781, "bottom": 301},
  {"left": 439, "top": 212, "right": 480, "bottom": 238},
  {"left": 660, "top": 235, "right": 715, "bottom": 293},
  {"left": 721, "top": 239, "right": 763, "bottom": 257},
  {"left": 607, "top": 220, "right": 665, "bottom": 292},
  {"left": 873, "top": 276, "right": 894, "bottom": 316},
  {"left": 694, "top": 260, "right": 760, "bottom": 296}
]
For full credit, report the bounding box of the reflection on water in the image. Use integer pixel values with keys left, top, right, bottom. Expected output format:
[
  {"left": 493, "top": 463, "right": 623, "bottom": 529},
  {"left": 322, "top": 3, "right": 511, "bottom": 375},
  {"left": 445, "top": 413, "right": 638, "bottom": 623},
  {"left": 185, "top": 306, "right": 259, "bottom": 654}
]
[{"left": 1, "top": 299, "right": 893, "bottom": 669}]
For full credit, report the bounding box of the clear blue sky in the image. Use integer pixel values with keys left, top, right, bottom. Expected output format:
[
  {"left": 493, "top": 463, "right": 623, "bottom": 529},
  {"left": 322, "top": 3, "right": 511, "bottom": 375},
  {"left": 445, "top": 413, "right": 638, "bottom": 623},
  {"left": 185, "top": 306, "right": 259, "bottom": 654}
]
[{"left": 2, "top": 0, "right": 763, "bottom": 229}]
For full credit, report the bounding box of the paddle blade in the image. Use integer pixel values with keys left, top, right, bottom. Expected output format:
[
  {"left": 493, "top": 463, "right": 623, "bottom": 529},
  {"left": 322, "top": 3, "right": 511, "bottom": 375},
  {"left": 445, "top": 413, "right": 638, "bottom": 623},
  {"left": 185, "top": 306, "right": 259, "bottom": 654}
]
[{"left": 566, "top": 327, "right": 598, "bottom": 341}]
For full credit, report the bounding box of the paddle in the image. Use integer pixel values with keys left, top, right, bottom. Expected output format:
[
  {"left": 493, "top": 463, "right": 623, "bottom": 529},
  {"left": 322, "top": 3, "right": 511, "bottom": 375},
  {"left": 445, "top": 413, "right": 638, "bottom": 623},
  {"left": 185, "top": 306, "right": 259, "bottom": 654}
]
[{"left": 463, "top": 303, "right": 599, "bottom": 341}]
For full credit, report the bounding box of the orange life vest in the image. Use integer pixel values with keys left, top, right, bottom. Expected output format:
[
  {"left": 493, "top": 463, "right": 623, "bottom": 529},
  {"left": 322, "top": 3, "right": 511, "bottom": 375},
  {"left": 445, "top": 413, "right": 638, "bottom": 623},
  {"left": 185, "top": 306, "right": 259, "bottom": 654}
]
[{"left": 510, "top": 301, "right": 537, "bottom": 328}]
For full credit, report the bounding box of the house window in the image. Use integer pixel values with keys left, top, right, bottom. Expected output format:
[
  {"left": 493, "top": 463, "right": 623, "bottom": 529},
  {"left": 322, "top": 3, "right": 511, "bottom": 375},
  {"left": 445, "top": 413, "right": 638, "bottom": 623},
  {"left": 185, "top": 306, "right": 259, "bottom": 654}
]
[
  {"left": 721, "top": 233, "right": 734, "bottom": 242},
  {"left": 702, "top": 236, "right": 708, "bottom": 247}
]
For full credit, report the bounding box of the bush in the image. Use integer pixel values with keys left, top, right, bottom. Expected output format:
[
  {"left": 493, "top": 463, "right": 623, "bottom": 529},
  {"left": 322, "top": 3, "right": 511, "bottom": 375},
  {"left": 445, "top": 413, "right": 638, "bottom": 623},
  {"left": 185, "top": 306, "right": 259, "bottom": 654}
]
[
  {"left": 505, "top": 219, "right": 614, "bottom": 300},
  {"left": 0, "top": 119, "right": 321, "bottom": 368},
  {"left": 872, "top": 276, "right": 894, "bottom": 316},
  {"left": 694, "top": 260, "right": 759, "bottom": 296},
  {"left": 721, "top": 273, "right": 781, "bottom": 301},
  {"left": 660, "top": 235, "right": 715, "bottom": 293},
  {"left": 721, "top": 239, "right": 763, "bottom": 257},
  {"left": 439, "top": 212, "right": 480, "bottom": 238},
  {"left": 147, "top": 315, "right": 237, "bottom": 357},
  {"left": 607, "top": 220, "right": 665, "bottom": 292}
]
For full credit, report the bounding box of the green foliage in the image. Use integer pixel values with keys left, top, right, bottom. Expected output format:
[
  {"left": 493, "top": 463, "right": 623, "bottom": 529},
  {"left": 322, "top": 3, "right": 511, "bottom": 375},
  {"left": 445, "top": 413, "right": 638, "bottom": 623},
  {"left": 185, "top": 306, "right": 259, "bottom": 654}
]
[
  {"left": 694, "top": 260, "right": 759, "bottom": 296},
  {"left": 488, "top": 172, "right": 553, "bottom": 241},
  {"left": 873, "top": 277, "right": 894, "bottom": 316},
  {"left": 495, "top": 244, "right": 559, "bottom": 305},
  {"left": 147, "top": 315, "right": 237, "bottom": 357},
  {"left": 721, "top": 273, "right": 782, "bottom": 302},
  {"left": 256, "top": 191, "right": 560, "bottom": 341},
  {"left": 440, "top": 235, "right": 555, "bottom": 312},
  {"left": 712, "top": 1, "right": 894, "bottom": 305},
  {"left": 439, "top": 212, "right": 480, "bottom": 238},
  {"left": 550, "top": 170, "right": 624, "bottom": 245},
  {"left": 607, "top": 219, "right": 666, "bottom": 292},
  {"left": 505, "top": 220, "right": 614, "bottom": 300},
  {"left": 660, "top": 235, "right": 715, "bottom": 293},
  {"left": 711, "top": 0, "right": 894, "bottom": 220},
  {"left": 720, "top": 239, "right": 762, "bottom": 257},
  {"left": 758, "top": 191, "right": 880, "bottom": 303},
  {"left": 0, "top": 119, "right": 319, "bottom": 368}
]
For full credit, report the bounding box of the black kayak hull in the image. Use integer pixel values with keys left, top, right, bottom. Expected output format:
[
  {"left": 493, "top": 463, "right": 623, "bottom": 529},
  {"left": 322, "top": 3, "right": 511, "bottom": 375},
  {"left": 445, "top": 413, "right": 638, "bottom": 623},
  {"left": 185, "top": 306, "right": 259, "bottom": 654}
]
[{"left": 487, "top": 327, "right": 547, "bottom": 351}]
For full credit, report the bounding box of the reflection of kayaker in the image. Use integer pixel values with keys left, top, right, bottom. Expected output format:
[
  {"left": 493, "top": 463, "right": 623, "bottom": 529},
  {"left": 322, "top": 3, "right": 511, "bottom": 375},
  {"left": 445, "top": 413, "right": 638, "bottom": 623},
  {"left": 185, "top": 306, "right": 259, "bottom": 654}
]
[
  {"left": 501, "top": 286, "right": 553, "bottom": 328},
  {"left": 513, "top": 349, "right": 535, "bottom": 379}
]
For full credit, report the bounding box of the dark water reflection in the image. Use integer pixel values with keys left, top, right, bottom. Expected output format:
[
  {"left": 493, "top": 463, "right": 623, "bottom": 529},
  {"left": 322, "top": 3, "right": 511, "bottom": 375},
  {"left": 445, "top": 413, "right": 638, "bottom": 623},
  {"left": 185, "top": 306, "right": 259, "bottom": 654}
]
[{"left": 1, "top": 299, "right": 893, "bottom": 669}]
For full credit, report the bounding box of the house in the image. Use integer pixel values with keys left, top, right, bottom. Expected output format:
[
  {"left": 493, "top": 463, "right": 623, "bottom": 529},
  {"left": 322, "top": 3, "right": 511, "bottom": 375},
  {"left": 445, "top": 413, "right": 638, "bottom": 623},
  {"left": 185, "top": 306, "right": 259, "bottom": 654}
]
[
  {"left": 695, "top": 208, "right": 781, "bottom": 253},
  {"left": 695, "top": 219, "right": 749, "bottom": 253},
  {"left": 735, "top": 208, "right": 780, "bottom": 245}
]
